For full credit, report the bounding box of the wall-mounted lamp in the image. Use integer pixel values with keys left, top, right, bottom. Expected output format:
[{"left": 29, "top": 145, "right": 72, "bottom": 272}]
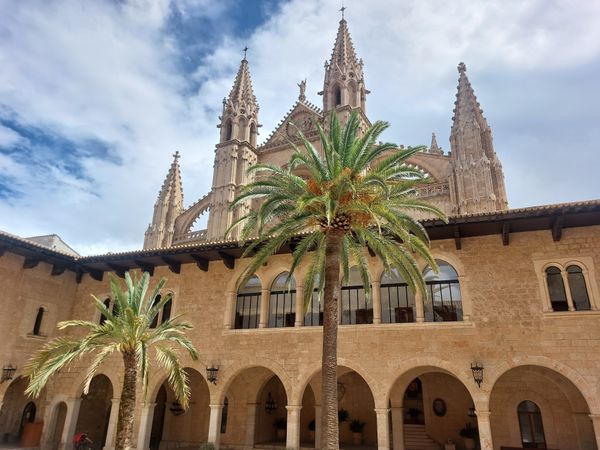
[
  {"left": 470, "top": 362, "right": 484, "bottom": 388},
  {"left": 170, "top": 400, "right": 185, "bottom": 416},
  {"left": 206, "top": 365, "right": 219, "bottom": 385},
  {"left": 1, "top": 364, "right": 16, "bottom": 383},
  {"left": 265, "top": 392, "right": 277, "bottom": 414}
]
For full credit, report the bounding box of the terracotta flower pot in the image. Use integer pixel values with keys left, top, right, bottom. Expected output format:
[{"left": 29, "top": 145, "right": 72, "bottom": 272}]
[{"left": 352, "top": 432, "right": 363, "bottom": 446}]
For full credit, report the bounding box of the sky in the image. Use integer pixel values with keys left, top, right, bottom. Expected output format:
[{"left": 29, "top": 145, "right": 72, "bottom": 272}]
[{"left": 0, "top": 0, "right": 599, "bottom": 255}]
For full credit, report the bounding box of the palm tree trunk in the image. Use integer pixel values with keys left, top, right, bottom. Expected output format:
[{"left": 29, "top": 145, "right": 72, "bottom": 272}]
[
  {"left": 115, "top": 350, "right": 137, "bottom": 450},
  {"left": 320, "top": 231, "right": 343, "bottom": 450}
]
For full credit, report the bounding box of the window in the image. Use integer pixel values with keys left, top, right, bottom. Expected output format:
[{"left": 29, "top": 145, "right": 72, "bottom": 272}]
[
  {"left": 149, "top": 294, "right": 174, "bottom": 328},
  {"left": 268, "top": 273, "right": 296, "bottom": 328},
  {"left": 99, "top": 298, "right": 111, "bottom": 325},
  {"left": 224, "top": 120, "right": 233, "bottom": 141},
  {"left": 334, "top": 86, "right": 342, "bottom": 106},
  {"left": 423, "top": 260, "right": 462, "bottom": 322},
  {"left": 380, "top": 269, "right": 415, "bottom": 323},
  {"left": 220, "top": 397, "right": 228, "bottom": 434},
  {"left": 341, "top": 267, "right": 372, "bottom": 325},
  {"left": 304, "top": 283, "right": 323, "bottom": 327},
  {"left": 32, "top": 307, "right": 44, "bottom": 335},
  {"left": 235, "top": 275, "right": 261, "bottom": 329},
  {"left": 518, "top": 400, "right": 546, "bottom": 448},
  {"left": 544, "top": 263, "right": 592, "bottom": 312}
]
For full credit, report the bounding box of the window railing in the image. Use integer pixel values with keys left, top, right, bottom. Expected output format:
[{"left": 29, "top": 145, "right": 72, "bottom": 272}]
[
  {"left": 341, "top": 286, "right": 373, "bottom": 325},
  {"left": 268, "top": 290, "right": 296, "bottom": 328},
  {"left": 235, "top": 293, "right": 260, "bottom": 329},
  {"left": 381, "top": 283, "right": 415, "bottom": 323},
  {"left": 424, "top": 280, "right": 462, "bottom": 322}
]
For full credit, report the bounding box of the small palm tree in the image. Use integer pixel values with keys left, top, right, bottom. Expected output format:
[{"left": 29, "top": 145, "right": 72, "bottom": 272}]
[
  {"left": 24, "top": 272, "right": 198, "bottom": 450},
  {"left": 229, "top": 111, "right": 445, "bottom": 450}
]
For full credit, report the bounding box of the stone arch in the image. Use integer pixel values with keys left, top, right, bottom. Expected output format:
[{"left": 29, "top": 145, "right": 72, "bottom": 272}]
[
  {"left": 0, "top": 376, "right": 46, "bottom": 444},
  {"left": 44, "top": 399, "right": 68, "bottom": 450},
  {"left": 173, "top": 193, "right": 212, "bottom": 239},
  {"left": 74, "top": 374, "right": 113, "bottom": 448},
  {"left": 71, "top": 369, "right": 120, "bottom": 399}
]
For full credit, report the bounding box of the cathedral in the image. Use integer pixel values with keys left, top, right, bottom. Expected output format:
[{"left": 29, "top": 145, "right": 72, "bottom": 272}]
[{"left": 1, "top": 16, "right": 600, "bottom": 450}]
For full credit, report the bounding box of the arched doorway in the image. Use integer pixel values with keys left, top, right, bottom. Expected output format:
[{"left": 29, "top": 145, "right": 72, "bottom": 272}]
[
  {"left": 75, "top": 374, "right": 113, "bottom": 448},
  {"left": 389, "top": 368, "right": 475, "bottom": 449},
  {"left": 490, "top": 365, "right": 597, "bottom": 450},
  {"left": 0, "top": 377, "right": 46, "bottom": 445},
  {"left": 301, "top": 366, "right": 377, "bottom": 449},
  {"left": 48, "top": 402, "right": 67, "bottom": 450},
  {"left": 148, "top": 368, "right": 210, "bottom": 449},
  {"left": 219, "top": 366, "right": 289, "bottom": 449}
]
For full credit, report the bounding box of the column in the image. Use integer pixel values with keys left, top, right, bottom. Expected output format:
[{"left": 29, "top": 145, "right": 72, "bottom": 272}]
[
  {"left": 372, "top": 281, "right": 382, "bottom": 324},
  {"left": 259, "top": 289, "right": 269, "bottom": 328},
  {"left": 208, "top": 404, "right": 224, "bottom": 449},
  {"left": 589, "top": 414, "right": 600, "bottom": 448},
  {"left": 60, "top": 397, "right": 82, "bottom": 450},
  {"left": 286, "top": 405, "right": 302, "bottom": 449},
  {"left": 375, "top": 408, "right": 391, "bottom": 450},
  {"left": 136, "top": 403, "right": 156, "bottom": 450},
  {"left": 415, "top": 292, "right": 425, "bottom": 323},
  {"left": 390, "top": 407, "right": 404, "bottom": 450},
  {"left": 561, "top": 271, "right": 576, "bottom": 311},
  {"left": 476, "top": 410, "right": 493, "bottom": 450},
  {"left": 244, "top": 403, "right": 259, "bottom": 449},
  {"left": 295, "top": 286, "right": 305, "bottom": 327},
  {"left": 102, "top": 398, "right": 121, "bottom": 450},
  {"left": 314, "top": 405, "right": 322, "bottom": 449},
  {"left": 224, "top": 291, "right": 236, "bottom": 329}
]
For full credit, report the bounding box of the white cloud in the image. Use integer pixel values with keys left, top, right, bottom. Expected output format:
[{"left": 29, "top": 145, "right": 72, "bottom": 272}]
[{"left": 0, "top": 0, "right": 598, "bottom": 254}]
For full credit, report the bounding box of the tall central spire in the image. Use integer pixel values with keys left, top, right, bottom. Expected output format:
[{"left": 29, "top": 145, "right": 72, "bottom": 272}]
[
  {"left": 226, "top": 58, "right": 258, "bottom": 116},
  {"left": 329, "top": 17, "right": 360, "bottom": 69}
]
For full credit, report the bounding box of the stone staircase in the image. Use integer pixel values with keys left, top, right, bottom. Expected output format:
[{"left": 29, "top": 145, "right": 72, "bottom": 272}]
[{"left": 404, "top": 424, "right": 442, "bottom": 450}]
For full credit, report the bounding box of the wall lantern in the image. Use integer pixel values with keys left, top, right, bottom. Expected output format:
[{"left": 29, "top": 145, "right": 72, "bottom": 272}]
[
  {"left": 1, "top": 364, "right": 16, "bottom": 383},
  {"left": 468, "top": 407, "right": 477, "bottom": 418},
  {"left": 206, "top": 365, "right": 219, "bottom": 385},
  {"left": 470, "top": 362, "right": 484, "bottom": 388},
  {"left": 265, "top": 392, "right": 277, "bottom": 414},
  {"left": 170, "top": 400, "right": 185, "bottom": 416}
]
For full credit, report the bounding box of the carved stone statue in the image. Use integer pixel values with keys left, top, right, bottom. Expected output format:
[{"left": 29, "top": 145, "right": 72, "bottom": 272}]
[{"left": 297, "top": 79, "right": 306, "bottom": 102}]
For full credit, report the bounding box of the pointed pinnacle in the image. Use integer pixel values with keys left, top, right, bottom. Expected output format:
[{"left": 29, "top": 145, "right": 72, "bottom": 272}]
[{"left": 458, "top": 62, "right": 467, "bottom": 74}]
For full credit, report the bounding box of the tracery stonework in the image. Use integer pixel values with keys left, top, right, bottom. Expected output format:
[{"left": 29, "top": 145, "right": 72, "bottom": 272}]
[{"left": 143, "top": 18, "right": 508, "bottom": 250}]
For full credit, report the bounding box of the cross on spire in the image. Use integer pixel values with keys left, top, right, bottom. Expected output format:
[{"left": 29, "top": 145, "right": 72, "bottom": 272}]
[
  {"left": 243, "top": 46, "right": 248, "bottom": 60},
  {"left": 339, "top": 3, "right": 346, "bottom": 19}
]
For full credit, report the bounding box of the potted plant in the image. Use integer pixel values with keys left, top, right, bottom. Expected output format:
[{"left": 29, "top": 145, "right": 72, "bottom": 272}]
[
  {"left": 349, "top": 419, "right": 366, "bottom": 445},
  {"left": 338, "top": 408, "right": 349, "bottom": 423},
  {"left": 274, "top": 418, "right": 287, "bottom": 441},
  {"left": 308, "top": 419, "right": 316, "bottom": 440},
  {"left": 459, "top": 423, "right": 478, "bottom": 450}
]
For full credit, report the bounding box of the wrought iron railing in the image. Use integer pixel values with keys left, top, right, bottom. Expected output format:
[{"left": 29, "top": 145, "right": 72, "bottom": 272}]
[{"left": 235, "top": 293, "right": 260, "bottom": 329}]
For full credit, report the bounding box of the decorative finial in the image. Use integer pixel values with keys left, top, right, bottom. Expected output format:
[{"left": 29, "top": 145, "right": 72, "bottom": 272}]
[
  {"left": 243, "top": 46, "right": 249, "bottom": 60},
  {"left": 173, "top": 151, "right": 180, "bottom": 160},
  {"left": 340, "top": 2, "right": 346, "bottom": 19},
  {"left": 297, "top": 79, "right": 307, "bottom": 102},
  {"left": 458, "top": 62, "right": 466, "bottom": 74}
]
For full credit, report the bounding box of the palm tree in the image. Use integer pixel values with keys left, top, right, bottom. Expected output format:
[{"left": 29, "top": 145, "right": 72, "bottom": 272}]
[
  {"left": 229, "top": 111, "right": 445, "bottom": 450},
  {"left": 24, "top": 272, "right": 198, "bottom": 450}
]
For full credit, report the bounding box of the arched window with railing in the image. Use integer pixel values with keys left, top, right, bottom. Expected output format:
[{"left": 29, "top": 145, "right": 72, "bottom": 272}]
[
  {"left": 341, "top": 266, "right": 372, "bottom": 325},
  {"left": 423, "top": 260, "right": 462, "bottom": 322},
  {"left": 566, "top": 265, "right": 590, "bottom": 311},
  {"left": 545, "top": 266, "right": 568, "bottom": 311},
  {"left": 518, "top": 400, "right": 546, "bottom": 448},
  {"left": 268, "top": 272, "right": 296, "bottom": 328},
  {"left": 235, "top": 275, "right": 261, "bottom": 329},
  {"left": 380, "top": 269, "right": 415, "bottom": 323},
  {"left": 32, "top": 307, "right": 45, "bottom": 336},
  {"left": 304, "top": 275, "right": 323, "bottom": 326}
]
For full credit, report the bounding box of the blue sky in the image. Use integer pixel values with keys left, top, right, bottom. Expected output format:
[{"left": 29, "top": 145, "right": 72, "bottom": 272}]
[{"left": 0, "top": 0, "right": 599, "bottom": 255}]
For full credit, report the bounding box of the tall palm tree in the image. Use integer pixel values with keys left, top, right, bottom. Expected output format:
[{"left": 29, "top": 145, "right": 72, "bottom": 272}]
[
  {"left": 24, "top": 272, "right": 198, "bottom": 450},
  {"left": 229, "top": 111, "right": 445, "bottom": 450}
]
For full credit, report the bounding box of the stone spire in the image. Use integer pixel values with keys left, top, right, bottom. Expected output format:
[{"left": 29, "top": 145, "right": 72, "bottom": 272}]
[
  {"left": 320, "top": 17, "right": 369, "bottom": 117},
  {"left": 429, "top": 132, "right": 443, "bottom": 154},
  {"left": 143, "top": 152, "right": 184, "bottom": 249},
  {"left": 449, "top": 63, "right": 508, "bottom": 214}
]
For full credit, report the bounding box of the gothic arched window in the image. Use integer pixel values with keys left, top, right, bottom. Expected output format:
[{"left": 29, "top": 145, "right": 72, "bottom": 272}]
[
  {"left": 341, "top": 266, "right": 372, "bottom": 325},
  {"left": 545, "top": 266, "right": 568, "bottom": 311},
  {"left": 334, "top": 85, "right": 342, "bottom": 107},
  {"left": 518, "top": 400, "right": 546, "bottom": 448},
  {"left": 268, "top": 272, "right": 296, "bottom": 328},
  {"left": 33, "top": 307, "right": 45, "bottom": 335},
  {"left": 224, "top": 120, "right": 233, "bottom": 141},
  {"left": 380, "top": 269, "right": 415, "bottom": 323},
  {"left": 566, "top": 265, "right": 590, "bottom": 311},
  {"left": 423, "top": 260, "right": 462, "bottom": 322},
  {"left": 235, "top": 275, "right": 261, "bottom": 329}
]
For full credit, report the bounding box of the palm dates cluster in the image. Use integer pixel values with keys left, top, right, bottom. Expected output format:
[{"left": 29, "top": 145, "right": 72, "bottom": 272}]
[{"left": 319, "top": 214, "right": 351, "bottom": 232}]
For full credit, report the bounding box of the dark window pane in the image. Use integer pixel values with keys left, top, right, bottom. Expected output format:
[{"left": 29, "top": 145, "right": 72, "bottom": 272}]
[
  {"left": 33, "top": 307, "right": 44, "bottom": 335},
  {"left": 161, "top": 298, "right": 172, "bottom": 323},
  {"left": 567, "top": 265, "right": 590, "bottom": 311},
  {"left": 546, "top": 267, "right": 568, "bottom": 311}
]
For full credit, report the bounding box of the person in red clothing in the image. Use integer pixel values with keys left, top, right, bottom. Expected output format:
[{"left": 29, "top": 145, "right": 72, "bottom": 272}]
[{"left": 72, "top": 432, "right": 93, "bottom": 450}]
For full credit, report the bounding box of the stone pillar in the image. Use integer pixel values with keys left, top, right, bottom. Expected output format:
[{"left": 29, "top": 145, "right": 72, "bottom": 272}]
[
  {"left": 415, "top": 291, "right": 425, "bottom": 323},
  {"left": 375, "top": 408, "right": 391, "bottom": 450},
  {"left": 286, "top": 405, "right": 302, "bottom": 449},
  {"left": 136, "top": 403, "right": 157, "bottom": 450},
  {"left": 244, "top": 403, "right": 259, "bottom": 449},
  {"left": 314, "top": 405, "right": 322, "bottom": 449},
  {"left": 259, "top": 289, "right": 269, "bottom": 328},
  {"left": 561, "top": 271, "right": 576, "bottom": 311},
  {"left": 390, "top": 407, "right": 404, "bottom": 450},
  {"left": 61, "top": 397, "right": 82, "bottom": 450},
  {"left": 589, "top": 414, "right": 600, "bottom": 447},
  {"left": 476, "top": 410, "right": 493, "bottom": 450},
  {"left": 208, "top": 404, "right": 224, "bottom": 449},
  {"left": 372, "top": 281, "right": 382, "bottom": 324},
  {"left": 224, "top": 291, "right": 236, "bottom": 329},
  {"left": 295, "top": 286, "right": 305, "bottom": 327},
  {"left": 102, "top": 398, "right": 121, "bottom": 450}
]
